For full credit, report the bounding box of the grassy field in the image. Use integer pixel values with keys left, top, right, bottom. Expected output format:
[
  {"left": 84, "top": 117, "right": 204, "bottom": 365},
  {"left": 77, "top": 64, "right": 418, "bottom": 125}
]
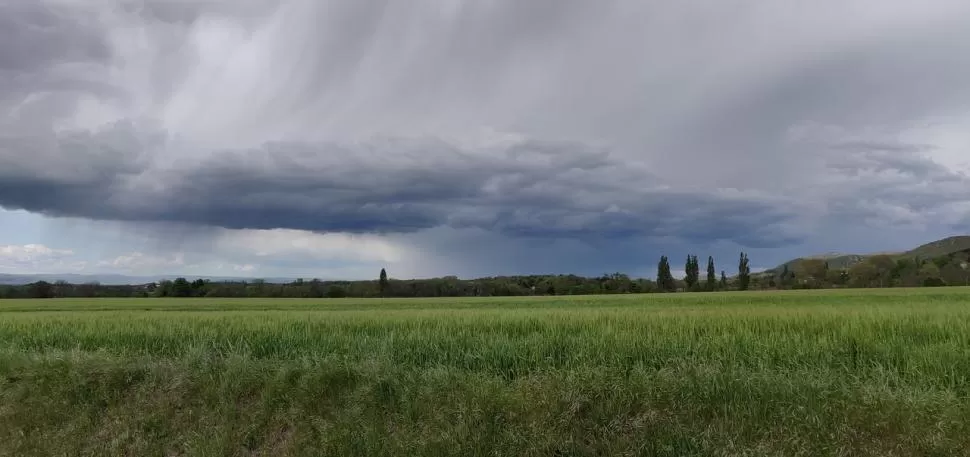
[{"left": 1, "top": 289, "right": 970, "bottom": 456}]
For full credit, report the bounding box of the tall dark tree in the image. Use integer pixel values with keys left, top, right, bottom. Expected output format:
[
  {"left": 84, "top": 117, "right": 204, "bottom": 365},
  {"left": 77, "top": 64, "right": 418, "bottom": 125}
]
[
  {"left": 695, "top": 255, "right": 702, "bottom": 288},
  {"left": 379, "top": 268, "right": 389, "bottom": 298},
  {"left": 706, "top": 256, "right": 717, "bottom": 291},
  {"left": 684, "top": 255, "right": 692, "bottom": 289},
  {"left": 656, "top": 256, "right": 663, "bottom": 289},
  {"left": 704, "top": 256, "right": 718, "bottom": 291},
  {"left": 694, "top": 255, "right": 701, "bottom": 289},
  {"left": 738, "top": 252, "right": 751, "bottom": 291},
  {"left": 657, "top": 256, "right": 675, "bottom": 292},
  {"left": 685, "top": 255, "right": 700, "bottom": 290}
]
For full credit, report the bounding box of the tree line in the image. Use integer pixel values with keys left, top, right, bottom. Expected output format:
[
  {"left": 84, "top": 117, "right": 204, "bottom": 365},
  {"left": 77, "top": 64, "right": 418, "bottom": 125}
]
[{"left": 1, "top": 249, "right": 968, "bottom": 299}]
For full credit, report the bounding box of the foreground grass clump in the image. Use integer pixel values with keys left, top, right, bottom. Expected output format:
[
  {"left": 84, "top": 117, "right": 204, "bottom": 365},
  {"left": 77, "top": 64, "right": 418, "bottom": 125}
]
[{"left": 2, "top": 289, "right": 970, "bottom": 456}]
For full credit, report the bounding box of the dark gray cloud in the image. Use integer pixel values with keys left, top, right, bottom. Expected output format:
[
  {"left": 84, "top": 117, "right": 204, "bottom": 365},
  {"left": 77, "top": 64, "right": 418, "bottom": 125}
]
[
  {"left": 2, "top": 0, "right": 970, "bottom": 277},
  {"left": 0, "top": 122, "right": 804, "bottom": 247}
]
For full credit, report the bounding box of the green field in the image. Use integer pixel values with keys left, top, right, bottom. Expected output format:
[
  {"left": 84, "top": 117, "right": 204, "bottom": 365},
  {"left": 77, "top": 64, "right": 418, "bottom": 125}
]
[{"left": 2, "top": 289, "right": 970, "bottom": 456}]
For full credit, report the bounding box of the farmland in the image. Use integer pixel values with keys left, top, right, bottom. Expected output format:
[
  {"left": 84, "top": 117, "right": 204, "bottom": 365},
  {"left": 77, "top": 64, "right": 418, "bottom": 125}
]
[{"left": 2, "top": 289, "right": 970, "bottom": 456}]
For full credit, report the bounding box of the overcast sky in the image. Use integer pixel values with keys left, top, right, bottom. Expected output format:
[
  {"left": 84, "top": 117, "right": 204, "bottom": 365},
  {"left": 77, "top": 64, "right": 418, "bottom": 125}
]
[{"left": 2, "top": 0, "right": 970, "bottom": 280}]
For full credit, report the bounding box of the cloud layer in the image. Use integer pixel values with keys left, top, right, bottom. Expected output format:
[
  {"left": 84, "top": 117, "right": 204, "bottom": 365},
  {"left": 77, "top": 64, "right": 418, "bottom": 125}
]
[
  {"left": 2, "top": 0, "right": 970, "bottom": 277},
  {"left": 0, "top": 123, "right": 805, "bottom": 246}
]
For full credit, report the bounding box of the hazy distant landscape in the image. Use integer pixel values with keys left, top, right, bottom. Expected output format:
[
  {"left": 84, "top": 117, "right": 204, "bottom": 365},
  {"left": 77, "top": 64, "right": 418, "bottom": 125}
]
[{"left": 3, "top": 236, "right": 969, "bottom": 300}]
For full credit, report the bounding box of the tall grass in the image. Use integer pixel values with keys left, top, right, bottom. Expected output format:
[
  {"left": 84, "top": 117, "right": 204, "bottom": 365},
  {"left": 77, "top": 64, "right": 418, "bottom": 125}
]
[{"left": 2, "top": 289, "right": 970, "bottom": 455}]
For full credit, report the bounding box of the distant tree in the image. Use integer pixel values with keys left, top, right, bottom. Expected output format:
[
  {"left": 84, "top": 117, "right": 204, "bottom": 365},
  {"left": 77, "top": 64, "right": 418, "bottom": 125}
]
[
  {"left": 379, "top": 268, "right": 389, "bottom": 298},
  {"left": 848, "top": 261, "right": 879, "bottom": 288},
  {"left": 692, "top": 255, "right": 700, "bottom": 289},
  {"left": 153, "top": 280, "right": 173, "bottom": 297},
  {"left": 307, "top": 279, "right": 324, "bottom": 298},
  {"left": 706, "top": 256, "right": 716, "bottom": 291},
  {"left": 250, "top": 279, "right": 267, "bottom": 296},
  {"left": 190, "top": 279, "right": 207, "bottom": 296},
  {"left": 919, "top": 262, "right": 942, "bottom": 284},
  {"left": 891, "top": 258, "right": 917, "bottom": 287},
  {"left": 684, "top": 255, "right": 700, "bottom": 290},
  {"left": 825, "top": 268, "right": 846, "bottom": 287},
  {"left": 873, "top": 256, "right": 896, "bottom": 286},
  {"left": 920, "top": 260, "right": 947, "bottom": 287},
  {"left": 666, "top": 256, "right": 676, "bottom": 292},
  {"left": 719, "top": 271, "right": 728, "bottom": 290},
  {"left": 52, "top": 280, "right": 70, "bottom": 298},
  {"left": 171, "top": 278, "right": 193, "bottom": 297},
  {"left": 78, "top": 281, "right": 99, "bottom": 298},
  {"left": 657, "top": 256, "right": 675, "bottom": 292},
  {"left": 779, "top": 264, "right": 798, "bottom": 288},
  {"left": 940, "top": 261, "right": 968, "bottom": 286},
  {"left": 737, "top": 252, "right": 751, "bottom": 291},
  {"left": 798, "top": 259, "right": 828, "bottom": 283},
  {"left": 325, "top": 285, "right": 347, "bottom": 298},
  {"left": 27, "top": 281, "right": 53, "bottom": 299},
  {"left": 692, "top": 256, "right": 698, "bottom": 285}
]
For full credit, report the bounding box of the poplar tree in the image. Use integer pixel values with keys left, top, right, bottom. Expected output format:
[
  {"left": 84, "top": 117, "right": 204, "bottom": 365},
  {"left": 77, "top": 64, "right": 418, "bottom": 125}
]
[
  {"left": 657, "top": 256, "right": 675, "bottom": 292},
  {"left": 379, "top": 268, "right": 388, "bottom": 298},
  {"left": 738, "top": 252, "right": 751, "bottom": 291},
  {"left": 685, "top": 255, "right": 700, "bottom": 290},
  {"left": 706, "top": 256, "right": 716, "bottom": 291},
  {"left": 656, "top": 256, "right": 665, "bottom": 290}
]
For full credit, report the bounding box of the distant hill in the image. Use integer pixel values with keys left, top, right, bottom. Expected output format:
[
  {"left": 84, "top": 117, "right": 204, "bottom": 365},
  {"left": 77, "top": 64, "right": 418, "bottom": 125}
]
[
  {"left": 765, "top": 236, "right": 970, "bottom": 275},
  {"left": 767, "top": 254, "right": 871, "bottom": 274},
  {"left": 904, "top": 236, "right": 970, "bottom": 260}
]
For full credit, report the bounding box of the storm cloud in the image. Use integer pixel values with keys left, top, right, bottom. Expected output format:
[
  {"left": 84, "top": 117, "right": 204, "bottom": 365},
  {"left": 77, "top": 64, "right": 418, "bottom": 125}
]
[
  {"left": 0, "top": 123, "right": 803, "bottom": 246},
  {"left": 2, "top": 0, "right": 970, "bottom": 276}
]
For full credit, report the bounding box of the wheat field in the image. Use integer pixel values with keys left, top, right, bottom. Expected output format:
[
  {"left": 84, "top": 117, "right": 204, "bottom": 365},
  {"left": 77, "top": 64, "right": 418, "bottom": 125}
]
[{"left": 1, "top": 289, "right": 969, "bottom": 456}]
